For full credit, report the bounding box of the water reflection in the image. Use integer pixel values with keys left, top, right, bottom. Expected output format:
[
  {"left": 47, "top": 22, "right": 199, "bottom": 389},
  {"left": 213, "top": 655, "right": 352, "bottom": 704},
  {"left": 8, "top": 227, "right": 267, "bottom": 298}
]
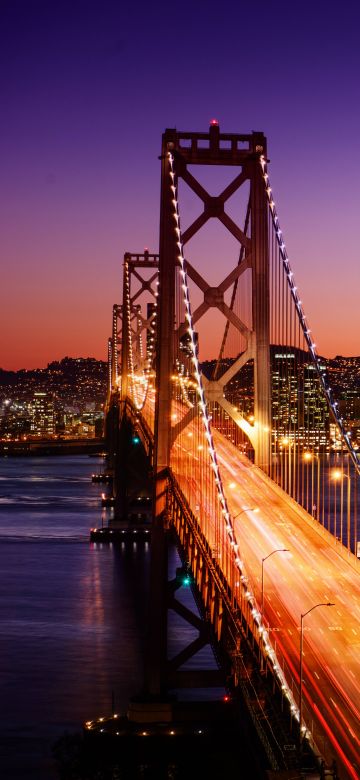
[{"left": 0, "top": 456, "right": 150, "bottom": 779}]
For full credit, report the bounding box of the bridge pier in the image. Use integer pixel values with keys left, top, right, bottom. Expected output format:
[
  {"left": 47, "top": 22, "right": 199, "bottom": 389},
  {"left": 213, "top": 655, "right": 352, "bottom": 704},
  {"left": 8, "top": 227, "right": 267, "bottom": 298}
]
[{"left": 102, "top": 401, "right": 153, "bottom": 530}]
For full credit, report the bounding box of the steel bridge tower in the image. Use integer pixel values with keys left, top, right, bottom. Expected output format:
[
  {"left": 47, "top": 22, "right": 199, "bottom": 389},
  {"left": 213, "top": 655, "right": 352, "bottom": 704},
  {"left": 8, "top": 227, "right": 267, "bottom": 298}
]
[{"left": 148, "top": 123, "right": 271, "bottom": 697}]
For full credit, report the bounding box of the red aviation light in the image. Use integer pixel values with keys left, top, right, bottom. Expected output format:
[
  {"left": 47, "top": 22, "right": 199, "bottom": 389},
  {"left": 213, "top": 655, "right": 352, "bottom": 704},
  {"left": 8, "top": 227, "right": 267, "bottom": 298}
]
[{"left": 210, "top": 118, "right": 219, "bottom": 126}]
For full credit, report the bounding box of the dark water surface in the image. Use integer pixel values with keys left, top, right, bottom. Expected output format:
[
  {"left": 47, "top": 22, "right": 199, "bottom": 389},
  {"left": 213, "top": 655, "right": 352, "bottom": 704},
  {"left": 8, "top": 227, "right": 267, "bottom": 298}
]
[{"left": 0, "top": 456, "right": 150, "bottom": 779}]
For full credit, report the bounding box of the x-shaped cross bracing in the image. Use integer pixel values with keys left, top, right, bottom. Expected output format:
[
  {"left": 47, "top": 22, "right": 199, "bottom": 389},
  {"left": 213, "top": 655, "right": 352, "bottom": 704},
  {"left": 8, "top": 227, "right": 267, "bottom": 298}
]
[{"left": 175, "top": 162, "right": 257, "bottom": 448}]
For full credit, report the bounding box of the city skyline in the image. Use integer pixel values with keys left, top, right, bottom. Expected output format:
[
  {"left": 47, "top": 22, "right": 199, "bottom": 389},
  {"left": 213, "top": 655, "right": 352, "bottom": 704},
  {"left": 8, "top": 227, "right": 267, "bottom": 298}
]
[{"left": 2, "top": 1, "right": 360, "bottom": 370}]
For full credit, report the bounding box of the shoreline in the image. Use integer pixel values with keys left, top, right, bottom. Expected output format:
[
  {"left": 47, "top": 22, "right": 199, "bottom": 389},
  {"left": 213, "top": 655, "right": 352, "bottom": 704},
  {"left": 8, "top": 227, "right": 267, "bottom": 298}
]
[{"left": 0, "top": 438, "right": 105, "bottom": 457}]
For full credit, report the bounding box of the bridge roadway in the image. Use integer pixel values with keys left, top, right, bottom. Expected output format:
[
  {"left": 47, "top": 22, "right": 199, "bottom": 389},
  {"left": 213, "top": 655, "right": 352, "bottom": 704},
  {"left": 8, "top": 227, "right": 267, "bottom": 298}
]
[
  {"left": 214, "top": 432, "right": 360, "bottom": 780},
  {"left": 166, "top": 413, "right": 360, "bottom": 780}
]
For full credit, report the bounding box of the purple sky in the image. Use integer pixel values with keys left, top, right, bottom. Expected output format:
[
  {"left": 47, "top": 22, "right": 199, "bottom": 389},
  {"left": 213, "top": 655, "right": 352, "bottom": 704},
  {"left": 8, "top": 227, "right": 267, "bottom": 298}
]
[{"left": 1, "top": 0, "right": 360, "bottom": 370}]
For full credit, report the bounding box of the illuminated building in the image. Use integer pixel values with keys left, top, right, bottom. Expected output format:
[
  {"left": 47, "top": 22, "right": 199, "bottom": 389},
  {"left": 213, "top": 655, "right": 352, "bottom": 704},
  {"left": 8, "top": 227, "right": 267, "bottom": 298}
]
[
  {"left": 30, "top": 392, "right": 55, "bottom": 437},
  {"left": 271, "top": 348, "right": 329, "bottom": 448}
]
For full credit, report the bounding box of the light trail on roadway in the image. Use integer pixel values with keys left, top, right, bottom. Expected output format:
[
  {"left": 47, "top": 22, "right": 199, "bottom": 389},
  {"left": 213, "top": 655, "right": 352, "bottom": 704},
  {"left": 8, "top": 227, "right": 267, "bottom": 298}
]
[
  {"left": 212, "top": 430, "right": 360, "bottom": 780},
  {"left": 143, "top": 392, "right": 360, "bottom": 777}
]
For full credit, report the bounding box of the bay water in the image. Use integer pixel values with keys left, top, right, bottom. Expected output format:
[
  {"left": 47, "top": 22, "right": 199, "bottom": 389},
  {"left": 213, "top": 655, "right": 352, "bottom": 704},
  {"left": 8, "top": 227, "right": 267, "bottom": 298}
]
[{"left": 0, "top": 455, "right": 150, "bottom": 778}]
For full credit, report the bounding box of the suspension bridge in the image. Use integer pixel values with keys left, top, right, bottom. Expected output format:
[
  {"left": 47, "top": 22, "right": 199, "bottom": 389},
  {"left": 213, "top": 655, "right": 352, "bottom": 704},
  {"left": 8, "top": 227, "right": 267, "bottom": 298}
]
[{"left": 99, "top": 124, "right": 360, "bottom": 779}]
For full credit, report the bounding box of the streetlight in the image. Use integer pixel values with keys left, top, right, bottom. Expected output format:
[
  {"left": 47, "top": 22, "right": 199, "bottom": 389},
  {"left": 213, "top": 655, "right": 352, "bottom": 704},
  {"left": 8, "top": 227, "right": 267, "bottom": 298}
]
[
  {"left": 303, "top": 451, "right": 320, "bottom": 520},
  {"left": 331, "top": 469, "right": 351, "bottom": 550},
  {"left": 299, "top": 602, "right": 334, "bottom": 749},
  {"left": 233, "top": 506, "right": 259, "bottom": 520},
  {"left": 261, "top": 548, "right": 289, "bottom": 616}
]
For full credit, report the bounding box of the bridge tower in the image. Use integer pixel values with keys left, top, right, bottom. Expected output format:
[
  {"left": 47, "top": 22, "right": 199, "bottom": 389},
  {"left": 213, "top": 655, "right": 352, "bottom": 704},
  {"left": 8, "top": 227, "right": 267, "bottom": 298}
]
[
  {"left": 120, "top": 250, "right": 159, "bottom": 411},
  {"left": 111, "top": 304, "right": 121, "bottom": 391},
  {"left": 106, "top": 336, "right": 113, "bottom": 409},
  {"left": 148, "top": 124, "right": 271, "bottom": 697}
]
